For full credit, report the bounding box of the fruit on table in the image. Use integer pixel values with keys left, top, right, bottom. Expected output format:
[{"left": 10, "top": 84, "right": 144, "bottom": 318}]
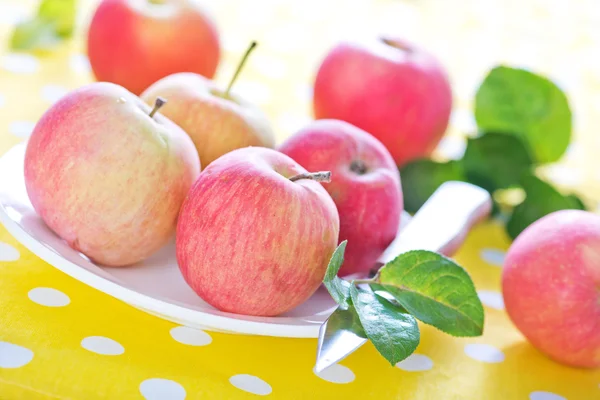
[
  {"left": 141, "top": 41, "right": 275, "bottom": 168},
  {"left": 24, "top": 82, "right": 200, "bottom": 267},
  {"left": 502, "top": 209, "right": 600, "bottom": 368},
  {"left": 312, "top": 37, "right": 453, "bottom": 167},
  {"left": 279, "top": 119, "right": 402, "bottom": 277},
  {"left": 176, "top": 147, "right": 340, "bottom": 316},
  {"left": 87, "top": 0, "right": 220, "bottom": 95}
]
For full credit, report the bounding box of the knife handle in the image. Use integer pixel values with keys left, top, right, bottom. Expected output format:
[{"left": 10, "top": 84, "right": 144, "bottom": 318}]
[{"left": 376, "top": 181, "right": 492, "bottom": 267}]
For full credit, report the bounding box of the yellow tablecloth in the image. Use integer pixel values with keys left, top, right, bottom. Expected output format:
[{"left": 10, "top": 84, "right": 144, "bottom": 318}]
[{"left": 1, "top": 0, "right": 599, "bottom": 398}]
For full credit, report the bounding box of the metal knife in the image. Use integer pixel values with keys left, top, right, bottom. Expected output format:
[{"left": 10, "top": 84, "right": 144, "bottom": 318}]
[{"left": 314, "top": 181, "right": 492, "bottom": 373}]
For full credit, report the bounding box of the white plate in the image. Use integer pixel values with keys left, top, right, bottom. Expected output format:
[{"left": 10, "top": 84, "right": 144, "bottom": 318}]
[{"left": 0, "top": 143, "right": 412, "bottom": 338}]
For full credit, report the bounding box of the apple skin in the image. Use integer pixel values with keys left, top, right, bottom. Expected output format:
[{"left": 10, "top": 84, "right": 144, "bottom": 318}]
[
  {"left": 141, "top": 73, "right": 275, "bottom": 167},
  {"left": 279, "top": 119, "right": 402, "bottom": 277},
  {"left": 176, "top": 147, "right": 340, "bottom": 317},
  {"left": 87, "top": 0, "right": 220, "bottom": 95},
  {"left": 24, "top": 82, "right": 200, "bottom": 267},
  {"left": 313, "top": 37, "right": 452, "bottom": 167},
  {"left": 502, "top": 209, "right": 600, "bottom": 368}
]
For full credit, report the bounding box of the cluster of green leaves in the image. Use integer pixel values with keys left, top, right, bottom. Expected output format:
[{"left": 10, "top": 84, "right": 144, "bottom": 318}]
[
  {"left": 323, "top": 241, "right": 484, "bottom": 365},
  {"left": 401, "top": 66, "right": 586, "bottom": 239},
  {"left": 10, "top": 0, "right": 77, "bottom": 51}
]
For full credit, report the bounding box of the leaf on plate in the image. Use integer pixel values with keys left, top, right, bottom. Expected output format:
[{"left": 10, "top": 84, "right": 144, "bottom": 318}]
[
  {"left": 462, "top": 132, "right": 533, "bottom": 193},
  {"left": 350, "top": 285, "right": 419, "bottom": 366},
  {"left": 323, "top": 241, "right": 351, "bottom": 308},
  {"left": 506, "top": 174, "right": 585, "bottom": 239},
  {"left": 377, "top": 250, "right": 484, "bottom": 337},
  {"left": 474, "top": 66, "right": 572, "bottom": 164},
  {"left": 10, "top": 0, "right": 77, "bottom": 51},
  {"left": 399, "top": 159, "right": 466, "bottom": 213}
]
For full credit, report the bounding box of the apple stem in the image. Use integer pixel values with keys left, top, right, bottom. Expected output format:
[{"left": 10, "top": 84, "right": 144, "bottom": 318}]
[
  {"left": 149, "top": 97, "right": 166, "bottom": 118},
  {"left": 289, "top": 171, "right": 331, "bottom": 183},
  {"left": 224, "top": 41, "right": 258, "bottom": 97}
]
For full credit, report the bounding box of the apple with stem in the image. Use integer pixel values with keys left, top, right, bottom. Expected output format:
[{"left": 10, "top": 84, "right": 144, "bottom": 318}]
[
  {"left": 502, "top": 209, "right": 600, "bottom": 368},
  {"left": 313, "top": 37, "right": 453, "bottom": 167},
  {"left": 141, "top": 41, "right": 275, "bottom": 168},
  {"left": 24, "top": 82, "right": 200, "bottom": 267},
  {"left": 87, "top": 0, "right": 220, "bottom": 95},
  {"left": 279, "top": 119, "right": 402, "bottom": 277},
  {"left": 176, "top": 147, "right": 340, "bottom": 316}
]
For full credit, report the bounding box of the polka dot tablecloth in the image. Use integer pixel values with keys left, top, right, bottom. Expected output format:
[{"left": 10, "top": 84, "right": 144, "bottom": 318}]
[{"left": 1, "top": 0, "right": 600, "bottom": 399}]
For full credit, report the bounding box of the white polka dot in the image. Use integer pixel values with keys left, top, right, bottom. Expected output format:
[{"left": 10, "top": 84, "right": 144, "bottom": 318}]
[
  {"left": 480, "top": 248, "right": 505, "bottom": 267},
  {"left": 1, "top": 53, "right": 39, "bottom": 74},
  {"left": 231, "top": 81, "right": 271, "bottom": 105},
  {"left": 169, "top": 326, "right": 212, "bottom": 346},
  {"left": 140, "top": 378, "right": 186, "bottom": 400},
  {"left": 314, "top": 364, "right": 355, "bottom": 384},
  {"left": 276, "top": 113, "right": 312, "bottom": 134},
  {"left": 0, "top": 93, "right": 4, "bottom": 108},
  {"left": 436, "top": 136, "right": 466, "bottom": 160},
  {"left": 0, "top": 341, "right": 34, "bottom": 368},
  {"left": 0, "top": 4, "right": 26, "bottom": 25},
  {"left": 253, "top": 55, "right": 287, "bottom": 79},
  {"left": 529, "top": 391, "right": 566, "bottom": 400},
  {"left": 41, "top": 84, "right": 68, "bottom": 103},
  {"left": 464, "top": 344, "right": 505, "bottom": 363},
  {"left": 477, "top": 290, "right": 505, "bottom": 310},
  {"left": 395, "top": 354, "right": 434, "bottom": 371},
  {"left": 9, "top": 121, "right": 36, "bottom": 138},
  {"left": 70, "top": 54, "right": 91, "bottom": 74},
  {"left": 0, "top": 242, "right": 20, "bottom": 261},
  {"left": 450, "top": 109, "right": 477, "bottom": 134},
  {"left": 81, "top": 336, "right": 124, "bottom": 356},
  {"left": 229, "top": 374, "right": 272, "bottom": 395},
  {"left": 28, "top": 287, "right": 70, "bottom": 307}
]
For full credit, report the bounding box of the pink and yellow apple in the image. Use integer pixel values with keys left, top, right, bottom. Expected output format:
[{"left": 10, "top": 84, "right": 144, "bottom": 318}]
[
  {"left": 279, "top": 119, "right": 402, "bottom": 277},
  {"left": 87, "top": 0, "right": 220, "bottom": 95},
  {"left": 502, "top": 209, "right": 600, "bottom": 368},
  {"left": 141, "top": 42, "right": 275, "bottom": 167},
  {"left": 313, "top": 37, "right": 452, "bottom": 167},
  {"left": 24, "top": 82, "right": 200, "bottom": 267},
  {"left": 176, "top": 147, "right": 340, "bottom": 316}
]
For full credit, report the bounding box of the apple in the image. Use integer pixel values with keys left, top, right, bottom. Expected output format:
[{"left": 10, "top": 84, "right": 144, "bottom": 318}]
[
  {"left": 502, "top": 209, "right": 600, "bottom": 368},
  {"left": 87, "top": 0, "right": 220, "bottom": 95},
  {"left": 278, "top": 119, "right": 402, "bottom": 277},
  {"left": 176, "top": 147, "right": 340, "bottom": 316},
  {"left": 312, "top": 37, "right": 453, "bottom": 167},
  {"left": 141, "top": 41, "right": 275, "bottom": 167},
  {"left": 24, "top": 82, "right": 200, "bottom": 267}
]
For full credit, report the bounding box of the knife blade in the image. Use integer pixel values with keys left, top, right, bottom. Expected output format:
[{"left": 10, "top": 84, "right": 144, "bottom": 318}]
[{"left": 314, "top": 181, "right": 492, "bottom": 373}]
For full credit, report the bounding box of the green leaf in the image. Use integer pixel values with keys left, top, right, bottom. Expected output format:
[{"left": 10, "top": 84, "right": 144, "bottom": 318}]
[
  {"left": 350, "top": 285, "right": 420, "bottom": 365},
  {"left": 323, "top": 241, "right": 351, "bottom": 308},
  {"left": 475, "top": 66, "right": 572, "bottom": 164},
  {"left": 378, "top": 250, "right": 484, "bottom": 337},
  {"left": 400, "top": 159, "right": 466, "bottom": 213},
  {"left": 506, "top": 174, "right": 585, "bottom": 239},
  {"left": 10, "top": 0, "right": 76, "bottom": 51},
  {"left": 462, "top": 132, "right": 534, "bottom": 193}
]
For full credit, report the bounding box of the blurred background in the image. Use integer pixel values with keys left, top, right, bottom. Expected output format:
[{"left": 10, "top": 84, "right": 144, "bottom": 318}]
[{"left": 1, "top": 0, "right": 599, "bottom": 205}]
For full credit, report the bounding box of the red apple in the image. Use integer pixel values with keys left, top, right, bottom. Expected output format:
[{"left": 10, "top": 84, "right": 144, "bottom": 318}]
[
  {"left": 141, "top": 42, "right": 275, "bottom": 167},
  {"left": 279, "top": 119, "right": 402, "bottom": 277},
  {"left": 24, "top": 82, "right": 200, "bottom": 267},
  {"left": 502, "top": 209, "right": 600, "bottom": 368},
  {"left": 313, "top": 37, "right": 452, "bottom": 167},
  {"left": 87, "top": 0, "right": 220, "bottom": 95},
  {"left": 176, "top": 147, "right": 340, "bottom": 317}
]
